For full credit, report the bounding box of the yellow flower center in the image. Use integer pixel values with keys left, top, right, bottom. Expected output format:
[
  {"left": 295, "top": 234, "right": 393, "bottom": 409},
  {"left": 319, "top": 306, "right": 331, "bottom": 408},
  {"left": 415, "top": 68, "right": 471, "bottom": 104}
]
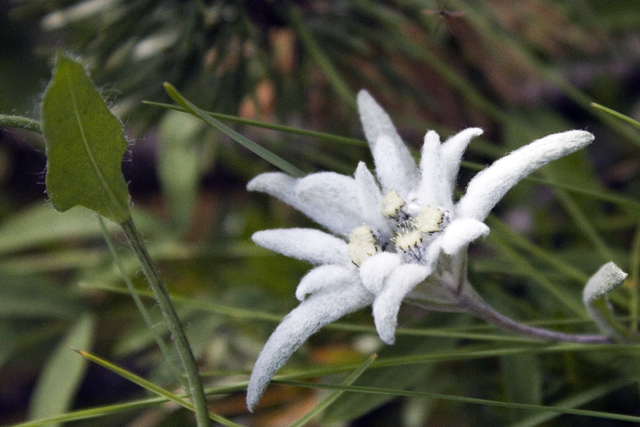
[{"left": 347, "top": 225, "right": 378, "bottom": 266}]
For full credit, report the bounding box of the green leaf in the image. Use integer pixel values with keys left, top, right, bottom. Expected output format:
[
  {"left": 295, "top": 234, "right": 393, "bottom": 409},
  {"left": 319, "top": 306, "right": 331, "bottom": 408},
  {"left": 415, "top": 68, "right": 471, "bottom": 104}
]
[
  {"left": 29, "top": 314, "right": 95, "bottom": 427},
  {"left": 41, "top": 52, "right": 131, "bottom": 224}
]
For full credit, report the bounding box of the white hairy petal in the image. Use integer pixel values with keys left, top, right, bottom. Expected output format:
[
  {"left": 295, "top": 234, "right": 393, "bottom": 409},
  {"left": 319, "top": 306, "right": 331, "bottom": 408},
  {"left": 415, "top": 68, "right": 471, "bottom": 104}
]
[
  {"left": 246, "top": 283, "right": 375, "bottom": 411},
  {"left": 252, "top": 229, "right": 348, "bottom": 265},
  {"left": 440, "top": 128, "right": 483, "bottom": 195},
  {"left": 440, "top": 218, "right": 490, "bottom": 255},
  {"left": 457, "top": 130, "right": 594, "bottom": 221},
  {"left": 417, "top": 130, "right": 450, "bottom": 209},
  {"left": 248, "top": 172, "right": 354, "bottom": 234},
  {"left": 372, "top": 135, "right": 419, "bottom": 198},
  {"left": 372, "top": 264, "right": 432, "bottom": 344},
  {"left": 296, "top": 172, "right": 362, "bottom": 235},
  {"left": 296, "top": 265, "right": 356, "bottom": 301},
  {"left": 359, "top": 252, "right": 402, "bottom": 294},
  {"left": 357, "top": 90, "right": 413, "bottom": 162},
  {"left": 247, "top": 172, "right": 298, "bottom": 206},
  {"left": 354, "top": 162, "right": 389, "bottom": 235}
]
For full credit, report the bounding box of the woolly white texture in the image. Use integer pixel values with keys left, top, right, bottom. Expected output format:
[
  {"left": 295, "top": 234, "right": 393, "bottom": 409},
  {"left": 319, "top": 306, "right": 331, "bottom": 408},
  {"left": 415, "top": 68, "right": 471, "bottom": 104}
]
[
  {"left": 245, "top": 89, "right": 595, "bottom": 410},
  {"left": 252, "top": 229, "right": 348, "bottom": 266},
  {"left": 583, "top": 261, "right": 628, "bottom": 303},
  {"left": 246, "top": 277, "right": 374, "bottom": 411},
  {"left": 458, "top": 130, "right": 594, "bottom": 221},
  {"left": 582, "top": 262, "right": 628, "bottom": 340}
]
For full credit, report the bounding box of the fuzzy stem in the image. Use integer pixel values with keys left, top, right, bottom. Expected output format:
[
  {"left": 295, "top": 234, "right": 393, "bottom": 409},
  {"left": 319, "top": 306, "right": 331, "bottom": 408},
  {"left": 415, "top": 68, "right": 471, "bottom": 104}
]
[
  {"left": 0, "top": 114, "right": 42, "bottom": 133},
  {"left": 121, "top": 219, "right": 210, "bottom": 426},
  {"left": 457, "top": 282, "right": 612, "bottom": 344},
  {"left": 98, "top": 217, "right": 185, "bottom": 386}
]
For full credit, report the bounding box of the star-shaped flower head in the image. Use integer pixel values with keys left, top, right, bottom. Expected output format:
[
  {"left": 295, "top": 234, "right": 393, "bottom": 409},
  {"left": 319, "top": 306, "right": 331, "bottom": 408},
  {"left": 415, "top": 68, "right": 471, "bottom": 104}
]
[{"left": 245, "top": 90, "right": 594, "bottom": 410}]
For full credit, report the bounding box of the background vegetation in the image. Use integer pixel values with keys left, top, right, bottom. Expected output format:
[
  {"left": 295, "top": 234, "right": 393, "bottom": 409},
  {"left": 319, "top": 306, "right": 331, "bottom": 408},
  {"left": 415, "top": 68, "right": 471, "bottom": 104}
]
[{"left": 2, "top": 0, "right": 640, "bottom": 425}]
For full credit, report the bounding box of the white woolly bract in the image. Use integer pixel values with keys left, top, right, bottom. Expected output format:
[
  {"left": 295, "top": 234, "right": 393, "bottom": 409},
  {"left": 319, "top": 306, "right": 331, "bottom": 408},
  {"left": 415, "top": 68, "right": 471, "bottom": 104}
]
[
  {"left": 440, "top": 218, "right": 490, "bottom": 255},
  {"left": 440, "top": 127, "right": 483, "bottom": 194},
  {"left": 372, "top": 264, "right": 432, "bottom": 344},
  {"left": 357, "top": 90, "right": 419, "bottom": 193},
  {"left": 457, "top": 130, "right": 594, "bottom": 222},
  {"left": 296, "top": 265, "right": 355, "bottom": 301},
  {"left": 246, "top": 281, "right": 374, "bottom": 411},
  {"left": 359, "top": 252, "right": 402, "bottom": 294},
  {"left": 372, "top": 135, "right": 419, "bottom": 198},
  {"left": 252, "top": 228, "right": 349, "bottom": 266},
  {"left": 354, "top": 162, "right": 388, "bottom": 235}
]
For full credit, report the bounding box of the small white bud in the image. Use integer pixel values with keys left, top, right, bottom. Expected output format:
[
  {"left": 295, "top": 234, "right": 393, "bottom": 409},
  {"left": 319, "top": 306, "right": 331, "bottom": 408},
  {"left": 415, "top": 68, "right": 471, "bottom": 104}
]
[
  {"left": 413, "top": 206, "right": 445, "bottom": 233},
  {"left": 393, "top": 229, "right": 423, "bottom": 251},
  {"left": 381, "top": 191, "right": 405, "bottom": 218},
  {"left": 348, "top": 225, "right": 377, "bottom": 266}
]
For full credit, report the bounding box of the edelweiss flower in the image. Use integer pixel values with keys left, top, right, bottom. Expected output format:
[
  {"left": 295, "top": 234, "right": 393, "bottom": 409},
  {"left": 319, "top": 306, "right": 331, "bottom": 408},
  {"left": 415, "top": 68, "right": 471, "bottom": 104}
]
[{"left": 245, "top": 90, "right": 594, "bottom": 410}]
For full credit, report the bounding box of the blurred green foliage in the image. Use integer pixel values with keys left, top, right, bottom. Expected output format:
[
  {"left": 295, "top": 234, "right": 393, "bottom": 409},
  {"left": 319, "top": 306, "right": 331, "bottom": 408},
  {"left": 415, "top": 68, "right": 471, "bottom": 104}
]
[{"left": 3, "top": 0, "right": 640, "bottom": 426}]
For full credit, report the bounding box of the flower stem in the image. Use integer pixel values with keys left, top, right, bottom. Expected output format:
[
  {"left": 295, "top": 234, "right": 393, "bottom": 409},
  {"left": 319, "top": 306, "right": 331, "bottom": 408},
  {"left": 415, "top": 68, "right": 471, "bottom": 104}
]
[
  {"left": 98, "top": 217, "right": 185, "bottom": 387},
  {"left": 121, "top": 219, "right": 210, "bottom": 426},
  {"left": 0, "top": 114, "right": 42, "bottom": 134},
  {"left": 458, "top": 284, "right": 612, "bottom": 344}
]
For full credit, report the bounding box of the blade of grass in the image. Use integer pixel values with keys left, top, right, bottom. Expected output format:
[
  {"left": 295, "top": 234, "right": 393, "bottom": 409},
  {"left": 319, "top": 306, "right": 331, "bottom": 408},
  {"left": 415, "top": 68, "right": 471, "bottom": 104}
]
[
  {"left": 163, "top": 83, "right": 305, "bottom": 177},
  {"left": 83, "top": 281, "right": 578, "bottom": 344},
  {"left": 591, "top": 102, "right": 640, "bottom": 129},
  {"left": 17, "top": 341, "right": 636, "bottom": 427},
  {"left": 11, "top": 398, "right": 171, "bottom": 427},
  {"left": 508, "top": 379, "right": 633, "bottom": 426},
  {"left": 275, "top": 378, "right": 639, "bottom": 423},
  {"left": 146, "top": 102, "right": 640, "bottom": 214},
  {"left": 143, "top": 101, "right": 366, "bottom": 146},
  {"left": 29, "top": 315, "right": 94, "bottom": 427},
  {"left": 72, "top": 349, "right": 243, "bottom": 427},
  {"left": 290, "top": 354, "right": 376, "bottom": 427},
  {"left": 11, "top": 382, "right": 253, "bottom": 427}
]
